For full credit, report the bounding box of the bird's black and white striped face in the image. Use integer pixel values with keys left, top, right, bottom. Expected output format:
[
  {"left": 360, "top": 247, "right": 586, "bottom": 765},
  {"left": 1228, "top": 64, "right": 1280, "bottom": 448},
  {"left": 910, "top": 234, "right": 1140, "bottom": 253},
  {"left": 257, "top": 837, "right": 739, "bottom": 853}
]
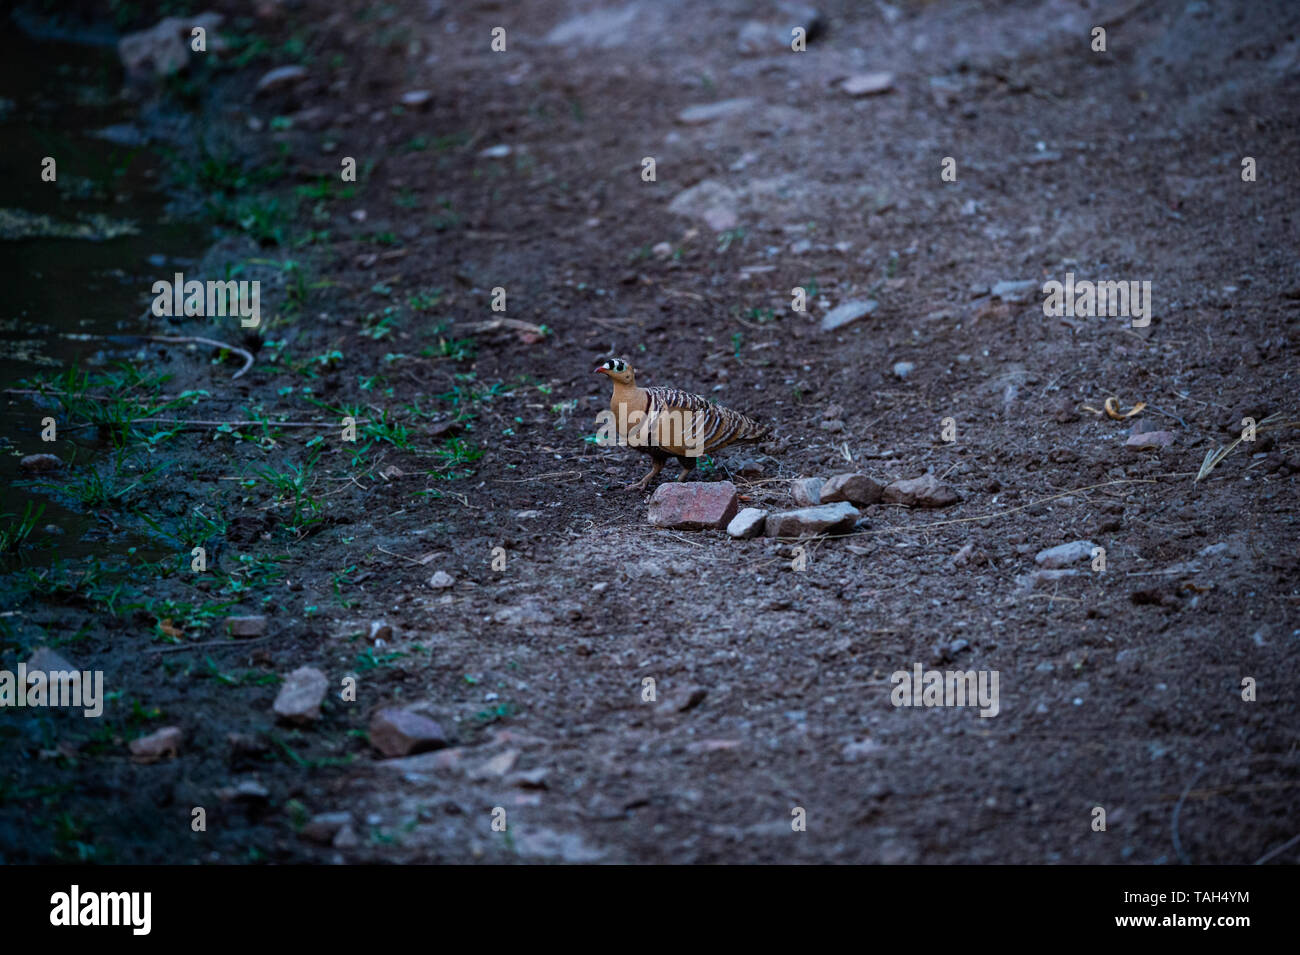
[{"left": 595, "top": 357, "right": 635, "bottom": 384}]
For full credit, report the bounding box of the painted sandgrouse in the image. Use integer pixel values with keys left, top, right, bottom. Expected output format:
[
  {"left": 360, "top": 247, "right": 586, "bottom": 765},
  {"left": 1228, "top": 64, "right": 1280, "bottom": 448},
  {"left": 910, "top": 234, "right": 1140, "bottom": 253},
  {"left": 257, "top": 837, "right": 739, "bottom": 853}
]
[{"left": 595, "top": 357, "right": 769, "bottom": 492}]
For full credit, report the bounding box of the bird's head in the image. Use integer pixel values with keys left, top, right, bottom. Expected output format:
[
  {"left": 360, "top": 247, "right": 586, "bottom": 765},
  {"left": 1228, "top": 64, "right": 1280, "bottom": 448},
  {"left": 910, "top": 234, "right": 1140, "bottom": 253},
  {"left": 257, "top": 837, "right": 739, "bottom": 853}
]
[{"left": 595, "top": 357, "right": 635, "bottom": 385}]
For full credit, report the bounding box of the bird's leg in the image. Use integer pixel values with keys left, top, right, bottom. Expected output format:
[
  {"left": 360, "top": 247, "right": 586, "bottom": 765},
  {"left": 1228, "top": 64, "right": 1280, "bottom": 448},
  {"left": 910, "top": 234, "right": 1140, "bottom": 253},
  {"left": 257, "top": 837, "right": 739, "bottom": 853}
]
[
  {"left": 624, "top": 456, "right": 664, "bottom": 492},
  {"left": 674, "top": 456, "right": 697, "bottom": 482}
]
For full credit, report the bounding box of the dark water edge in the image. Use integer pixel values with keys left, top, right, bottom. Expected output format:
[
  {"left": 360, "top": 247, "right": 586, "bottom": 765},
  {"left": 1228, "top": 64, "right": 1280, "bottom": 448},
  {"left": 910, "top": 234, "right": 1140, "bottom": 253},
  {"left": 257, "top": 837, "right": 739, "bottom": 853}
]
[{"left": 0, "top": 17, "right": 206, "bottom": 567}]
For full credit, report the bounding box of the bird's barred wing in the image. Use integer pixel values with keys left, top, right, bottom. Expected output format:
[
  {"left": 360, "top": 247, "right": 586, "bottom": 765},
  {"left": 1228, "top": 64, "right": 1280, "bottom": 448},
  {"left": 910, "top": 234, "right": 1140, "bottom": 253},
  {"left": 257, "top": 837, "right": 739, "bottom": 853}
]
[{"left": 645, "top": 387, "right": 767, "bottom": 456}]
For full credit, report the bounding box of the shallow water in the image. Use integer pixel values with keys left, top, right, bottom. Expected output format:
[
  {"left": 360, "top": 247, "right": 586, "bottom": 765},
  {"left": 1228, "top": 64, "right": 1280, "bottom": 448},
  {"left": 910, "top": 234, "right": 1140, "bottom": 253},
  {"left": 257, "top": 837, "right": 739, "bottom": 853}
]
[{"left": 0, "top": 24, "right": 204, "bottom": 564}]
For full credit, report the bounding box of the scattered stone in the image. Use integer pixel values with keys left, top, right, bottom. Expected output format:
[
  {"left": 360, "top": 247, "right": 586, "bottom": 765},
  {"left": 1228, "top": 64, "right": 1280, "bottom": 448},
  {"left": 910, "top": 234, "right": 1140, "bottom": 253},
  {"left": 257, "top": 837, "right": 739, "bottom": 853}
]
[
  {"left": 1115, "top": 649, "right": 1141, "bottom": 670},
  {"left": 18, "top": 454, "right": 61, "bottom": 473},
  {"left": 1015, "top": 568, "right": 1083, "bottom": 592},
  {"left": 428, "top": 570, "right": 454, "bottom": 589},
  {"left": 736, "top": 20, "right": 778, "bottom": 54},
  {"left": 273, "top": 666, "right": 328, "bottom": 724},
  {"left": 1126, "top": 430, "right": 1176, "bottom": 449},
  {"left": 731, "top": 457, "right": 767, "bottom": 479},
  {"left": 479, "top": 144, "right": 512, "bottom": 159},
  {"left": 652, "top": 241, "right": 673, "bottom": 258},
  {"left": 427, "top": 418, "right": 463, "bottom": 439},
  {"left": 842, "top": 72, "right": 895, "bottom": 96},
  {"left": 1035, "top": 540, "right": 1098, "bottom": 569},
  {"left": 332, "top": 824, "right": 360, "bottom": 849},
  {"left": 369, "top": 708, "right": 448, "bottom": 758},
  {"left": 951, "top": 542, "right": 976, "bottom": 566},
  {"left": 727, "top": 507, "right": 767, "bottom": 539},
  {"left": 399, "top": 89, "right": 432, "bottom": 108},
  {"left": 821, "top": 473, "right": 883, "bottom": 506},
  {"left": 821, "top": 299, "right": 878, "bottom": 332},
  {"left": 470, "top": 749, "right": 520, "bottom": 780},
  {"left": 118, "top": 13, "right": 224, "bottom": 79},
  {"left": 493, "top": 603, "right": 555, "bottom": 627},
  {"left": 26, "top": 647, "right": 75, "bottom": 674},
  {"left": 513, "top": 826, "right": 606, "bottom": 862},
  {"left": 764, "top": 502, "right": 860, "bottom": 538},
  {"left": 737, "top": 3, "right": 820, "bottom": 54},
  {"left": 544, "top": 5, "right": 640, "bottom": 48},
  {"left": 991, "top": 279, "right": 1039, "bottom": 303},
  {"left": 508, "top": 767, "right": 549, "bottom": 789},
  {"left": 892, "top": 361, "right": 915, "bottom": 380},
  {"left": 225, "top": 615, "right": 267, "bottom": 638},
  {"left": 218, "top": 779, "right": 270, "bottom": 803},
  {"left": 881, "top": 474, "right": 960, "bottom": 508},
  {"left": 255, "top": 64, "right": 308, "bottom": 93},
  {"left": 677, "top": 98, "right": 759, "bottom": 125},
  {"left": 648, "top": 481, "right": 739, "bottom": 530},
  {"left": 129, "top": 726, "right": 183, "bottom": 763},
  {"left": 302, "top": 811, "right": 353, "bottom": 844},
  {"left": 667, "top": 180, "right": 739, "bottom": 232},
  {"left": 791, "top": 477, "right": 823, "bottom": 506}
]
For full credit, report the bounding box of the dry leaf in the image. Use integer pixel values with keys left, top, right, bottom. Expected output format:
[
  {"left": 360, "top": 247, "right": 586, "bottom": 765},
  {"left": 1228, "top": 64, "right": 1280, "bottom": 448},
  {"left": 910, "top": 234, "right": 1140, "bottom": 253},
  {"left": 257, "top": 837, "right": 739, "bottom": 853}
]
[{"left": 1104, "top": 396, "right": 1146, "bottom": 420}]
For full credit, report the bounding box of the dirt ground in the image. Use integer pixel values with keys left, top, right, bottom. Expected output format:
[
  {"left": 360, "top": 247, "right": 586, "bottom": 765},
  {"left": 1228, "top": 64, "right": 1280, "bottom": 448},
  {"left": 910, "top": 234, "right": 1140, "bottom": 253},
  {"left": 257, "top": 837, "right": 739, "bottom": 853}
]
[{"left": 2, "top": 0, "right": 1298, "bottom": 864}]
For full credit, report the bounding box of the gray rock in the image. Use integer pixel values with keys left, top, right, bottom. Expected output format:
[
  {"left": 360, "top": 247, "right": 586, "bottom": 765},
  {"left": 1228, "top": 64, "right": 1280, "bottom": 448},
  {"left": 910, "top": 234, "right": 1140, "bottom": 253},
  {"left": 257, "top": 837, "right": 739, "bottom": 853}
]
[
  {"left": 821, "top": 299, "right": 878, "bottom": 332},
  {"left": 129, "top": 726, "right": 183, "bottom": 763},
  {"left": 117, "top": 13, "right": 224, "bottom": 79},
  {"left": 842, "top": 72, "right": 895, "bottom": 96},
  {"left": 1035, "top": 540, "right": 1098, "bottom": 569},
  {"left": 791, "top": 477, "right": 823, "bottom": 506},
  {"left": 764, "top": 502, "right": 860, "bottom": 538},
  {"left": 225, "top": 615, "right": 267, "bottom": 638},
  {"left": 256, "top": 65, "right": 309, "bottom": 93},
  {"left": 881, "top": 474, "right": 960, "bottom": 508},
  {"left": 26, "top": 647, "right": 75, "bottom": 674},
  {"left": 1126, "top": 430, "right": 1176, "bottom": 449},
  {"left": 991, "top": 279, "right": 1039, "bottom": 303},
  {"left": 821, "top": 473, "right": 883, "bottom": 506},
  {"left": 369, "top": 708, "right": 448, "bottom": 758},
  {"left": 892, "top": 361, "right": 915, "bottom": 380},
  {"left": 428, "top": 570, "right": 455, "bottom": 589},
  {"left": 544, "top": 5, "right": 640, "bottom": 48},
  {"left": 667, "top": 180, "right": 739, "bottom": 232},
  {"left": 1015, "top": 568, "right": 1083, "bottom": 591},
  {"left": 493, "top": 603, "right": 554, "bottom": 627},
  {"left": 727, "top": 507, "right": 767, "bottom": 539},
  {"left": 273, "top": 666, "right": 328, "bottom": 724},
  {"left": 302, "top": 811, "right": 353, "bottom": 844},
  {"left": 399, "top": 89, "right": 432, "bottom": 108},
  {"left": 18, "top": 454, "right": 62, "bottom": 473},
  {"left": 677, "top": 98, "right": 760, "bottom": 125}
]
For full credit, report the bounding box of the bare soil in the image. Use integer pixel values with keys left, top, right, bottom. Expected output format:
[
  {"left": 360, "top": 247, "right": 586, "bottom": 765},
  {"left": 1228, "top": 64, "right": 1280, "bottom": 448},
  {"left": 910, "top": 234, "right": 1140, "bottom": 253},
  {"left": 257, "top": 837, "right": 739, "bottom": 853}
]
[{"left": 2, "top": 0, "right": 1298, "bottom": 864}]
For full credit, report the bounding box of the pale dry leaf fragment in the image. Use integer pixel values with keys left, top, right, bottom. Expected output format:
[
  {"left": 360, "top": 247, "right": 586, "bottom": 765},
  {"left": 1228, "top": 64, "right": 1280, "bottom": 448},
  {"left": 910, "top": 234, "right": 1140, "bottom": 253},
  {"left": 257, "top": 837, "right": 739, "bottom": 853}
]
[{"left": 1104, "top": 396, "right": 1146, "bottom": 420}]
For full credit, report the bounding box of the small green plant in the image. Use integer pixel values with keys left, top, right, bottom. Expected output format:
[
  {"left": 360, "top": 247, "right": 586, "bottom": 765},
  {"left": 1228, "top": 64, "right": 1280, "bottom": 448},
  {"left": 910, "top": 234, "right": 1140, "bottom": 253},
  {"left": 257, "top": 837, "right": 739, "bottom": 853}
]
[
  {"left": 408, "top": 288, "right": 442, "bottom": 311},
  {"left": 254, "top": 450, "right": 323, "bottom": 531},
  {"left": 716, "top": 228, "right": 745, "bottom": 253},
  {"left": 0, "top": 501, "right": 45, "bottom": 556}
]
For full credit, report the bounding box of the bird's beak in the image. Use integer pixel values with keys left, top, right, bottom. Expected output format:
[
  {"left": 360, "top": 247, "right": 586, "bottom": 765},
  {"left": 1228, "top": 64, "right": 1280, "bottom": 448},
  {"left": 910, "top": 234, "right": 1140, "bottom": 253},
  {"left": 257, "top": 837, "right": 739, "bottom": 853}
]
[{"left": 595, "top": 367, "right": 609, "bottom": 376}]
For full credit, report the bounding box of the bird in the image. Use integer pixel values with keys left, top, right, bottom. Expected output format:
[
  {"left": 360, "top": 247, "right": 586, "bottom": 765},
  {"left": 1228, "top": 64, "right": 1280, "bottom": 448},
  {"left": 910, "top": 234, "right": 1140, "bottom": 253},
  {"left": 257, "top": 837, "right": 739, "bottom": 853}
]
[{"left": 594, "top": 357, "right": 768, "bottom": 492}]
